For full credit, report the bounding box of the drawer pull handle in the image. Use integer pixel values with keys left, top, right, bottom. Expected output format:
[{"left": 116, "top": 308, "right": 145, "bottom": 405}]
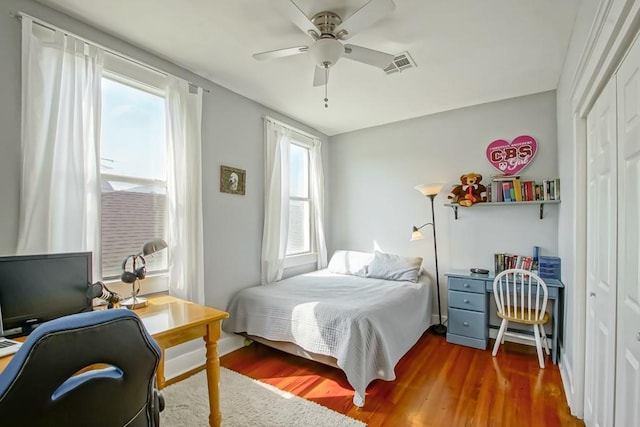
[
  {"left": 463, "top": 283, "right": 469, "bottom": 288},
  {"left": 463, "top": 321, "right": 469, "bottom": 327},
  {"left": 637, "top": 332, "right": 640, "bottom": 342},
  {"left": 463, "top": 299, "right": 469, "bottom": 303}
]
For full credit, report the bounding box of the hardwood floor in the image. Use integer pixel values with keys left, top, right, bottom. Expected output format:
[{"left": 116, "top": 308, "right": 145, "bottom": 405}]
[{"left": 220, "top": 332, "right": 584, "bottom": 426}]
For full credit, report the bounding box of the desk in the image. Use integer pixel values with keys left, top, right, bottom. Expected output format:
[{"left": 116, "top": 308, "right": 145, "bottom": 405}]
[
  {"left": 445, "top": 270, "right": 564, "bottom": 364},
  {"left": 0, "top": 295, "right": 229, "bottom": 427}
]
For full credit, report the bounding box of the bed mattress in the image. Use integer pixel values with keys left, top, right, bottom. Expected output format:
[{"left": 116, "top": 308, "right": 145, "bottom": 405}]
[{"left": 223, "top": 269, "right": 433, "bottom": 406}]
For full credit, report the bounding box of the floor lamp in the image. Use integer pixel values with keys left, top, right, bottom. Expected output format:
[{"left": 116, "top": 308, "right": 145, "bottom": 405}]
[{"left": 412, "top": 183, "right": 446, "bottom": 336}]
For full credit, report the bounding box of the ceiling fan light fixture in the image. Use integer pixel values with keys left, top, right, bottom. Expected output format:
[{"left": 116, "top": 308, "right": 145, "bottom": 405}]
[{"left": 309, "top": 38, "right": 344, "bottom": 68}]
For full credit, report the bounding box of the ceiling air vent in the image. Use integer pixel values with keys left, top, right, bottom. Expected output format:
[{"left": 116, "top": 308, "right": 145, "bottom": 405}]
[{"left": 384, "top": 51, "right": 417, "bottom": 75}]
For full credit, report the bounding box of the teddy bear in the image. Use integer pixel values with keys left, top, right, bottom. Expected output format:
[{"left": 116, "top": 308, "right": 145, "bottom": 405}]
[{"left": 448, "top": 173, "right": 488, "bottom": 206}]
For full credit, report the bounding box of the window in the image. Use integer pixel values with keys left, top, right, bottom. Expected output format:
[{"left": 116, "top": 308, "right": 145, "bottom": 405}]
[
  {"left": 287, "top": 141, "right": 311, "bottom": 256},
  {"left": 99, "top": 66, "right": 168, "bottom": 279},
  {"left": 263, "top": 117, "right": 327, "bottom": 282}
]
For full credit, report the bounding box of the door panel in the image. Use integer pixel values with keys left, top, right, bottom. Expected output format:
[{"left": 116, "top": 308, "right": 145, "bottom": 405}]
[
  {"left": 615, "top": 34, "right": 640, "bottom": 427},
  {"left": 585, "top": 77, "right": 617, "bottom": 427}
]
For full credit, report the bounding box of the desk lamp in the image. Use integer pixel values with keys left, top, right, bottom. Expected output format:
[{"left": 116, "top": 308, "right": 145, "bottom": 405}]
[
  {"left": 120, "top": 238, "right": 168, "bottom": 309},
  {"left": 411, "top": 183, "right": 446, "bottom": 335}
]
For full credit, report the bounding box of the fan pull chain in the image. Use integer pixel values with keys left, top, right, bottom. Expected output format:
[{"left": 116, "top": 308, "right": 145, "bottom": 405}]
[{"left": 324, "top": 67, "right": 329, "bottom": 108}]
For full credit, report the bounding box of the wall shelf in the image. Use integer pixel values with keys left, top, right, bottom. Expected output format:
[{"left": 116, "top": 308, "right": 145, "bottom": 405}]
[{"left": 444, "top": 200, "right": 561, "bottom": 220}]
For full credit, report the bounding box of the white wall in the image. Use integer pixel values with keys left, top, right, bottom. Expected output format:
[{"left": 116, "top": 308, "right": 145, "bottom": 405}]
[
  {"left": 555, "top": 0, "right": 600, "bottom": 416},
  {"left": 329, "top": 91, "right": 559, "bottom": 319},
  {"left": 0, "top": 0, "right": 329, "bottom": 359}
]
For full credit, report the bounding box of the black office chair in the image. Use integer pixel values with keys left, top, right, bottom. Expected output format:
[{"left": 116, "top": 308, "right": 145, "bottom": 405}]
[{"left": 0, "top": 309, "right": 164, "bottom": 426}]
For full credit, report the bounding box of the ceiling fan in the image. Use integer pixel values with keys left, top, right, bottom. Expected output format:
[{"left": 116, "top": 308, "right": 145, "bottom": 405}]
[{"left": 254, "top": 0, "right": 397, "bottom": 89}]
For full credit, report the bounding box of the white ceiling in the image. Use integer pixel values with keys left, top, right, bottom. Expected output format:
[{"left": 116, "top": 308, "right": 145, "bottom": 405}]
[{"left": 36, "top": 0, "right": 580, "bottom": 136}]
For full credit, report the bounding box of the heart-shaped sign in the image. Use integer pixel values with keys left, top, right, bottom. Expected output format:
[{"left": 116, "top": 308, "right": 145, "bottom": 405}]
[{"left": 486, "top": 135, "right": 537, "bottom": 175}]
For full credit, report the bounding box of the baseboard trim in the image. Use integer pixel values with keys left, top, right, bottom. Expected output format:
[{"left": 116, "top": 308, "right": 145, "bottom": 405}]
[
  {"left": 487, "top": 327, "right": 539, "bottom": 347},
  {"left": 164, "top": 346, "right": 205, "bottom": 380},
  {"left": 219, "top": 333, "right": 245, "bottom": 356},
  {"left": 559, "top": 349, "right": 578, "bottom": 417},
  {"left": 434, "top": 313, "right": 447, "bottom": 327},
  {"left": 163, "top": 334, "right": 245, "bottom": 380}
]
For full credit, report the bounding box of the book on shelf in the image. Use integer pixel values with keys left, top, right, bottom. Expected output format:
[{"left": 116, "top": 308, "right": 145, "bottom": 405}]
[
  {"left": 502, "top": 182, "right": 512, "bottom": 202},
  {"left": 543, "top": 180, "right": 551, "bottom": 200},
  {"left": 491, "top": 180, "right": 501, "bottom": 202},
  {"left": 487, "top": 176, "right": 560, "bottom": 203},
  {"left": 540, "top": 178, "right": 561, "bottom": 201},
  {"left": 523, "top": 180, "right": 534, "bottom": 201},
  {"left": 513, "top": 177, "right": 523, "bottom": 201}
]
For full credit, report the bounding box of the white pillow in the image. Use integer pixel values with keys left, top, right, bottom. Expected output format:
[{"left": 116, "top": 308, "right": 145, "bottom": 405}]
[
  {"left": 327, "top": 250, "right": 373, "bottom": 276},
  {"left": 365, "top": 251, "right": 423, "bottom": 283}
]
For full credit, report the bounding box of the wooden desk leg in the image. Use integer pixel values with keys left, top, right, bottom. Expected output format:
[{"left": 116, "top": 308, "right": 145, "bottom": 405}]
[
  {"left": 204, "top": 320, "right": 222, "bottom": 427},
  {"left": 156, "top": 349, "right": 166, "bottom": 389}
]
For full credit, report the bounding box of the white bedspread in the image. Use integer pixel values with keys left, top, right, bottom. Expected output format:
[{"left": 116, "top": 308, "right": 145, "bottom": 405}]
[{"left": 223, "top": 269, "right": 433, "bottom": 406}]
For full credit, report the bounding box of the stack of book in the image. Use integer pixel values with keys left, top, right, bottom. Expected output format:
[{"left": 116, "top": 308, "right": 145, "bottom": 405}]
[
  {"left": 489, "top": 174, "right": 560, "bottom": 202},
  {"left": 494, "top": 253, "right": 535, "bottom": 273},
  {"left": 494, "top": 246, "right": 540, "bottom": 274}
]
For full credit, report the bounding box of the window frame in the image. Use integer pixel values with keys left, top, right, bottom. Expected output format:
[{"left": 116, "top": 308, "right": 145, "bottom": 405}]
[
  {"left": 99, "top": 53, "right": 170, "bottom": 296},
  {"left": 283, "top": 133, "right": 318, "bottom": 268}
]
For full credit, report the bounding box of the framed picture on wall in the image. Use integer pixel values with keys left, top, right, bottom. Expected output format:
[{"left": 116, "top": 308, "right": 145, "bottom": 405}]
[{"left": 220, "top": 165, "right": 246, "bottom": 195}]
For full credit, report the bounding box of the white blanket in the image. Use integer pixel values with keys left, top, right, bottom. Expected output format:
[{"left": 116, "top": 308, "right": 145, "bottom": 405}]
[{"left": 223, "top": 269, "right": 433, "bottom": 406}]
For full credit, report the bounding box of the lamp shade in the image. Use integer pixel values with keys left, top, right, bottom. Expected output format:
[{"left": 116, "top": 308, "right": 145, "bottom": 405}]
[
  {"left": 414, "top": 183, "right": 445, "bottom": 197},
  {"left": 141, "top": 239, "right": 168, "bottom": 256},
  {"left": 410, "top": 228, "right": 425, "bottom": 241},
  {"left": 309, "top": 38, "right": 344, "bottom": 68}
]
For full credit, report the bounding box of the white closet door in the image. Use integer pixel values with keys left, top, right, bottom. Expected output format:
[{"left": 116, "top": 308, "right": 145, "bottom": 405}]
[
  {"left": 615, "top": 33, "right": 640, "bottom": 427},
  {"left": 584, "top": 77, "right": 617, "bottom": 427}
]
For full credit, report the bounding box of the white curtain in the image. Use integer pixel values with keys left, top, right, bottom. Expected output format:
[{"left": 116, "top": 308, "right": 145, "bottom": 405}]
[
  {"left": 261, "top": 120, "right": 291, "bottom": 284},
  {"left": 310, "top": 139, "right": 328, "bottom": 268},
  {"left": 17, "top": 17, "right": 103, "bottom": 277},
  {"left": 165, "top": 77, "right": 205, "bottom": 304}
]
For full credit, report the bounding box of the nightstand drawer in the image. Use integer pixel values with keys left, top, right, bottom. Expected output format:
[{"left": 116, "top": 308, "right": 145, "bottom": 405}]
[
  {"left": 448, "top": 290, "right": 486, "bottom": 312},
  {"left": 448, "top": 308, "right": 487, "bottom": 339},
  {"left": 448, "top": 277, "right": 486, "bottom": 294}
]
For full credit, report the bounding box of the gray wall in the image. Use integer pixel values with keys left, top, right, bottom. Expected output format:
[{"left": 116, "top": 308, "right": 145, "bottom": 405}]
[
  {"left": 0, "top": 0, "right": 329, "bottom": 314},
  {"left": 201, "top": 85, "right": 330, "bottom": 308},
  {"left": 329, "top": 90, "right": 559, "bottom": 320}
]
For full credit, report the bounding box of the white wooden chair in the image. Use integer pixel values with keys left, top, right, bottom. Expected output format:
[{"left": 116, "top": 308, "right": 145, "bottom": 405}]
[{"left": 492, "top": 269, "right": 551, "bottom": 368}]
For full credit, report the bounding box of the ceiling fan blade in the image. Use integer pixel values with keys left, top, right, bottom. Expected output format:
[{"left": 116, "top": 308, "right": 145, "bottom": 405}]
[
  {"left": 253, "top": 46, "right": 308, "bottom": 61},
  {"left": 344, "top": 44, "right": 395, "bottom": 69},
  {"left": 313, "top": 66, "right": 329, "bottom": 87},
  {"left": 334, "top": 0, "right": 395, "bottom": 40},
  {"left": 272, "top": 0, "right": 319, "bottom": 38}
]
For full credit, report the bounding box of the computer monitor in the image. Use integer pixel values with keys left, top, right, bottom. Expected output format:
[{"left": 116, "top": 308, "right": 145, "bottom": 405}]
[{"left": 0, "top": 252, "right": 93, "bottom": 337}]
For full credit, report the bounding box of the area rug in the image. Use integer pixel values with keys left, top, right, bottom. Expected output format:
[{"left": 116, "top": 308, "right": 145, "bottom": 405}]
[{"left": 160, "top": 367, "right": 366, "bottom": 427}]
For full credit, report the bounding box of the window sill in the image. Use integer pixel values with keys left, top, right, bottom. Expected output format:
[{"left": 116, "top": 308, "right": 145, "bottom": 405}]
[
  {"left": 284, "top": 252, "right": 318, "bottom": 269},
  {"left": 101, "top": 273, "right": 169, "bottom": 300}
]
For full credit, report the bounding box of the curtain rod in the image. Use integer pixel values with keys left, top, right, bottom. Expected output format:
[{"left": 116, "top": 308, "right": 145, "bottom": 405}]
[
  {"left": 12, "top": 11, "right": 210, "bottom": 93},
  {"left": 264, "top": 116, "right": 320, "bottom": 141}
]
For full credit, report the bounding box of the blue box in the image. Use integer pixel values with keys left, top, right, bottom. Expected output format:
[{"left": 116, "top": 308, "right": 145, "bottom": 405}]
[{"left": 538, "top": 256, "right": 561, "bottom": 280}]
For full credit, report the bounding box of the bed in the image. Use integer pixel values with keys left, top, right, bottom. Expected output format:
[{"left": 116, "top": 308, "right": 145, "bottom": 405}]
[{"left": 223, "top": 250, "right": 434, "bottom": 407}]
